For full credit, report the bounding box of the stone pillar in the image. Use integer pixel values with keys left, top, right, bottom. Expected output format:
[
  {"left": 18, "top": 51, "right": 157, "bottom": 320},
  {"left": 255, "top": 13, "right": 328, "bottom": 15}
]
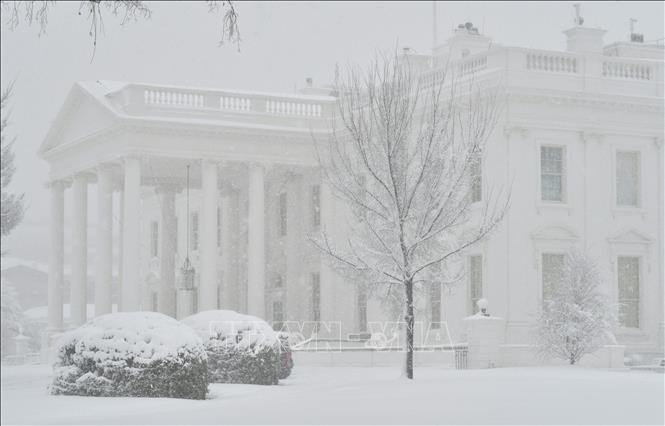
[
  {"left": 95, "top": 165, "right": 113, "bottom": 316},
  {"left": 47, "top": 180, "right": 65, "bottom": 332},
  {"left": 221, "top": 190, "right": 238, "bottom": 310},
  {"left": 159, "top": 188, "right": 177, "bottom": 317},
  {"left": 247, "top": 164, "right": 266, "bottom": 318},
  {"left": 199, "top": 160, "right": 219, "bottom": 311},
  {"left": 70, "top": 174, "right": 88, "bottom": 327},
  {"left": 121, "top": 157, "right": 141, "bottom": 311},
  {"left": 463, "top": 303, "right": 505, "bottom": 369}
]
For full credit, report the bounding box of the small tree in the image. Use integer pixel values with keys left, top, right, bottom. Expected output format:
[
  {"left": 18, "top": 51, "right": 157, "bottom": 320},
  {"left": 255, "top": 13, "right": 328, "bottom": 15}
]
[
  {"left": 0, "top": 279, "right": 24, "bottom": 357},
  {"left": 536, "top": 250, "right": 617, "bottom": 365},
  {"left": 313, "top": 54, "right": 508, "bottom": 379},
  {"left": 1, "top": 86, "right": 24, "bottom": 245}
]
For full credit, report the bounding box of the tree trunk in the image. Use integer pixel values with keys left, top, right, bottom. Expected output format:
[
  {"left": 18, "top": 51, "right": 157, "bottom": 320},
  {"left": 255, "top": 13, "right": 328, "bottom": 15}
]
[{"left": 405, "top": 279, "right": 414, "bottom": 379}]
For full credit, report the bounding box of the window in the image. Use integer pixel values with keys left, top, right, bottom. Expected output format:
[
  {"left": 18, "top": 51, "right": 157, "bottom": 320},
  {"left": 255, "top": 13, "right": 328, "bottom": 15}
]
[
  {"left": 151, "top": 291, "right": 158, "bottom": 312},
  {"left": 311, "top": 273, "right": 321, "bottom": 323},
  {"left": 618, "top": 256, "right": 640, "bottom": 328},
  {"left": 278, "top": 193, "right": 287, "bottom": 237},
  {"left": 430, "top": 284, "right": 441, "bottom": 329},
  {"left": 541, "top": 146, "right": 565, "bottom": 202},
  {"left": 542, "top": 253, "right": 564, "bottom": 303},
  {"left": 274, "top": 274, "right": 283, "bottom": 288},
  {"left": 217, "top": 206, "right": 222, "bottom": 248},
  {"left": 273, "top": 301, "right": 284, "bottom": 331},
  {"left": 150, "top": 221, "right": 159, "bottom": 258},
  {"left": 470, "top": 158, "right": 482, "bottom": 203},
  {"left": 217, "top": 276, "right": 223, "bottom": 309},
  {"left": 191, "top": 212, "right": 199, "bottom": 250},
  {"left": 469, "top": 255, "right": 483, "bottom": 313},
  {"left": 357, "top": 286, "right": 368, "bottom": 332},
  {"left": 616, "top": 151, "right": 640, "bottom": 207},
  {"left": 311, "top": 185, "right": 321, "bottom": 227}
]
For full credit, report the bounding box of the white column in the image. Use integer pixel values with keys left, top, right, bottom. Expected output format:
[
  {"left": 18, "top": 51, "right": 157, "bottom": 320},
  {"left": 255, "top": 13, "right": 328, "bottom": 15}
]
[
  {"left": 70, "top": 175, "right": 88, "bottom": 327},
  {"left": 159, "top": 188, "right": 177, "bottom": 316},
  {"left": 95, "top": 166, "right": 113, "bottom": 316},
  {"left": 199, "top": 160, "right": 219, "bottom": 311},
  {"left": 221, "top": 190, "right": 237, "bottom": 310},
  {"left": 47, "top": 180, "right": 65, "bottom": 332},
  {"left": 247, "top": 164, "right": 266, "bottom": 318},
  {"left": 121, "top": 157, "right": 141, "bottom": 311}
]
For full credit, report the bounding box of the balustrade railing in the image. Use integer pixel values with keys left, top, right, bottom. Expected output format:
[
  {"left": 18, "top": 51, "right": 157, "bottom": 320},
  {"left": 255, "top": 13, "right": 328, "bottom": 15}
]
[{"left": 602, "top": 59, "right": 653, "bottom": 80}]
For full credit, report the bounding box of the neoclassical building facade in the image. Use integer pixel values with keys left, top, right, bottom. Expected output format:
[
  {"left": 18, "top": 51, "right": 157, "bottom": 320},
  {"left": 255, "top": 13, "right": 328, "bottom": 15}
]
[{"left": 40, "top": 22, "right": 664, "bottom": 363}]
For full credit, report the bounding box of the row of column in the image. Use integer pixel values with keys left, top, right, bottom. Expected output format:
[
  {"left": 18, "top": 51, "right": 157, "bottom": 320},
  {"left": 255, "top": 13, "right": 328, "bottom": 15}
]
[{"left": 47, "top": 158, "right": 267, "bottom": 332}]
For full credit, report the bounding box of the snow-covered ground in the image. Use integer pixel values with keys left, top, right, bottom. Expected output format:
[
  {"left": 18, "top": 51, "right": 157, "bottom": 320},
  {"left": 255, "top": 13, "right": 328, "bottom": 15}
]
[{"left": 1, "top": 364, "right": 663, "bottom": 425}]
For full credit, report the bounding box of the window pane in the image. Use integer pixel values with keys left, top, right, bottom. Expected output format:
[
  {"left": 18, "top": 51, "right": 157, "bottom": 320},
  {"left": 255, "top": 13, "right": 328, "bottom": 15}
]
[
  {"left": 430, "top": 285, "right": 441, "bottom": 328},
  {"left": 618, "top": 256, "right": 640, "bottom": 328},
  {"left": 470, "top": 255, "right": 483, "bottom": 312},
  {"left": 279, "top": 193, "right": 288, "bottom": 236},
  {"left": 357, "top": 286, "right": 367, "bottom": 332},
  {"left": 542, "top": 253, "right": 564, "bottom": 302},
  {"left": 312, "top": 273, "right": 320, "bottom": 323},
  {"left": 470, "top": 159, "right": 482, "bottom": 203},
  {"left": 616, "top": 151, "right": 640, "bottom": 207},
  {"left": 312, "top": 185, "right": 321, "bottom": 227},
  {"left": 541, "top": 146, "right": 564, "bottom": 202}
]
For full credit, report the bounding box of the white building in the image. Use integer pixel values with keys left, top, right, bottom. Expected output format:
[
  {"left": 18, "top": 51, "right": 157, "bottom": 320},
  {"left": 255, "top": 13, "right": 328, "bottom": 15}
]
[{"left": 40, "top": 22, "right": 664, "bottom": 364}]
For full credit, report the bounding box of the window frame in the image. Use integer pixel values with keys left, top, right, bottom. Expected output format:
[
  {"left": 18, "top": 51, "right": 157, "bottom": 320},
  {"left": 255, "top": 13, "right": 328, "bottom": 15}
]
[
  {"left": 613, "top": 147, "right": 643, "bottom": 210},
  {"left": 468, "top": 254, "right": 484, "bottom": 315},
  {"left": 616, "top": 255, "right": 642, "bottom": 330},
  {"left": 539, "top": 144, "right": 567, "bottom": 204},
  {"left": 150, "top": 220, "right": 159, "bottom": 258}
]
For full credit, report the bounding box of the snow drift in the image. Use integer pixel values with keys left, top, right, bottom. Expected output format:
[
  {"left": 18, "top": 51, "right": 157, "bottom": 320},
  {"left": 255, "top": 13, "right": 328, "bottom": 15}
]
[{"left": 50, "top": 312, "right": 208, "bottom": 399}]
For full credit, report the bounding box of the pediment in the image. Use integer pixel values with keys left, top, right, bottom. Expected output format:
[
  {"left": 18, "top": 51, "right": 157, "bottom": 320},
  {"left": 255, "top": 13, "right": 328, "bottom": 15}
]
[
  {"left": 608, "top": 228, "right": 653, "bottom": 245},
  {"left": 531, "top": 224, "right": 580, "bottom": 241},
  {"left": 39, "top": 83, "right": 119, "bottom": 157}
]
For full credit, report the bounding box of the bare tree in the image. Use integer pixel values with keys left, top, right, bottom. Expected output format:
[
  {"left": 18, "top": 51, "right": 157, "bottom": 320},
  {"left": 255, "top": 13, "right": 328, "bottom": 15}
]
[
  {"left": 536, "top": 250, "right": 617, "bottom": 365},
  {"left": 1, "top": 85, "right": 24, "bottom": 247},
  {"left": 313, "top": 53, "right": 508, "bottom": 379},
  {"left": 1, "top": 1, "right": 240, "bottom": 59}
]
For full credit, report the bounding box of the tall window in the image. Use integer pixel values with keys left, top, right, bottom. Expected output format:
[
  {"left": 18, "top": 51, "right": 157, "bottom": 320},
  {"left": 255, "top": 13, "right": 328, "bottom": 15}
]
[
  {"left": 217, "top": 206, "right": 222, "bottom": 248},
  {"left": 278, "top": 192, "right": 288, "bottom": 236},
  {"left": 273, "top": 301, "right": 284, "bottom": 331},
  {"left": 311, "top": 185, "right": 321, "bottom": 228},
  {"left": 616, "top": 151, "right": 640, "bottom": 207},
  {"left": 430, "top": 284, "right": 441, "bottom": 329},
  {"left": 469, "top": 255, "right": 483, "bottom": 313},
  {"left": 151, "top": 291, "right": 158, "bottom": 312},
  {"left": 542, "top": 253, "right": 564, "bottom": 303},
  {"left": 618, "top": 256, "right": 640, "bottom": 328},
  {"left": 150, "top": 221, "right": 159, "bottom": 257},
  {"left": 191, "top": 212, "right": 199, "bottom": 250},
  {"left": 357, "top": 286, "right": 368, "bottom": 332},
  {"left": 470, "top": 158, "right": 482, "bottom": 203},
  {"left": 217, "top": 275, "right": 223, "bottom": 309},
  {"left": 311, "top": 273, "right": 321, "bottom": 323},
  {"left": 541, "top": 146, "right": 565, "bottom": 202}
]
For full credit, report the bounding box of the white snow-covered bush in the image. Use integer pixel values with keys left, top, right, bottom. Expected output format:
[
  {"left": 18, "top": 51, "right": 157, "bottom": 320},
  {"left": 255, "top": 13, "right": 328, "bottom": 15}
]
[
  {"left": 182, "top": 310, "right": 282, "bottom": 385},
  {"left": 51, "top": 312, "right": 208, "bottom": 399},
  {"left": 536, "top": 250, "right": 617, "bottom": 365}
]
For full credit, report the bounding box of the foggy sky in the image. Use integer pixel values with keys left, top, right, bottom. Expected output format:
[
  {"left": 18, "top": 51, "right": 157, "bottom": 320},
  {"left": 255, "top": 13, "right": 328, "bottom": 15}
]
[{"left": 1, "top": 1, "right": 663, "bottom": 263}]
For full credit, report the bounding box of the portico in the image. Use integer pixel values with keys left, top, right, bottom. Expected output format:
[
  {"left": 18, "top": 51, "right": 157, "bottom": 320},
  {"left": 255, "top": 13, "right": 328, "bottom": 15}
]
[{"left": 39, "top": 81, "right": 337, "bottom": 333}]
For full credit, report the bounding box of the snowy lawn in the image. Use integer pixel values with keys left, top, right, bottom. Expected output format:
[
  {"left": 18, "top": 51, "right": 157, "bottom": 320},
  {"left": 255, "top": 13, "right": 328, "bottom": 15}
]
[{"left": 2, "top": 363, "right": 663, "bottom": 425}]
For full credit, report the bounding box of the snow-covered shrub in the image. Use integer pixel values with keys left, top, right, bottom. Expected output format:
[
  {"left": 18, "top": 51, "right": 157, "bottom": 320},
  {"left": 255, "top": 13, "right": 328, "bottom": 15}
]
[
  {"left": 277, "top": 332, "right": 294, "bottom": 379},
  {"left": 536, "top": 250, "right": 617, "bottom": 365},
  {"left": 51, "top": 312, "right": 208, "bottom": 399},
  {"left": 182, "top": 310, "right": 281, "bottom": 385},
  {"left": 1, "top": 280, "right": 24, "bottom": 357}
]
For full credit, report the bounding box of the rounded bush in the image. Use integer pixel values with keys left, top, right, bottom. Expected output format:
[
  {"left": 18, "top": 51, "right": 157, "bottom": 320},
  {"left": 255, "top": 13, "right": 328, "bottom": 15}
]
[
  {"left": 50, "top": 312, "right": 208, "bottom": 400},
  {"left": 277, "top": 332, "right": 294, "bottom": 380},
  {"left": 182, "top": 310, "right": 281, "bottom": 385}
]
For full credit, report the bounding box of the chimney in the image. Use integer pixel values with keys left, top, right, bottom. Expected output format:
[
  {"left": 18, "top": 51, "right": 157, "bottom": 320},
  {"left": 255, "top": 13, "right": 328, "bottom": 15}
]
[{"left": 563, "top": 26, "right": 607, "bottom": 54}]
